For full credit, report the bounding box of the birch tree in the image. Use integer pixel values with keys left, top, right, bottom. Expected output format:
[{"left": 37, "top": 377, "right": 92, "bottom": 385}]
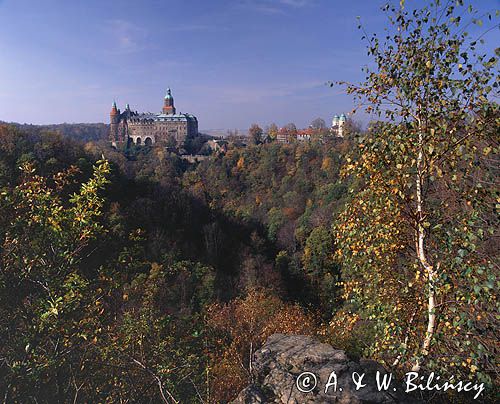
[{"left": 334, "top": 0, "right": 499, "bottom": 384}]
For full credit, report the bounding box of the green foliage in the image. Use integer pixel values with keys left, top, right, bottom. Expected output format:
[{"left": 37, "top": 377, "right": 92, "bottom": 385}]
[
  {"left": 303, "top": 226, "right": 341, "bottom": 311},
  {"left": 189, "top": 140, "right": 351, "bottom": 310},
  {"left": 95, "top": 261, "right": 214, "bottom": 403},
  {"left": 0, "top": 125, "right": 222, "bottom": 402},
  {"left": 0, "top": 159, "right": 110, "bottom": 401}
]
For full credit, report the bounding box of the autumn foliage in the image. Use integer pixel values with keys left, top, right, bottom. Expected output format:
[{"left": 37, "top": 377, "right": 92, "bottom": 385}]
[
  {"left": 334, "top": 0, "right": 499, "bottom": 388},
  {"left": 206, "top": 289, "right": 317, "bottom": 403}
]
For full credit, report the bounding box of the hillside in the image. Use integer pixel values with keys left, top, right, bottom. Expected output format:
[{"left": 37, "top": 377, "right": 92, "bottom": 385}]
[{"left": 1, "top": 121, "right": 109, "bottom": 142}]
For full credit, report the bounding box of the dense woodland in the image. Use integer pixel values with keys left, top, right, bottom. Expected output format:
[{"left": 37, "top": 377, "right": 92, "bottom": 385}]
[
  {"left": 0, "top": 123, "right": 352, "bottom": 402},
  {"left": 0, "top": 2, "right": 498, "bottom": 403}
]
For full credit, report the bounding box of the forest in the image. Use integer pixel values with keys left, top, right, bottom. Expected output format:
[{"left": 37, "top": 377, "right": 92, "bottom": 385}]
[{"left": 0, "top": 2, "right": 498, "bottom": 403}]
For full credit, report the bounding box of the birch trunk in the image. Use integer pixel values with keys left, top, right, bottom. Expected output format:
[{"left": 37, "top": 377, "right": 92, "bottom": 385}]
[{"left": 412, "top": 123, "right": 437, "bottom": 372}]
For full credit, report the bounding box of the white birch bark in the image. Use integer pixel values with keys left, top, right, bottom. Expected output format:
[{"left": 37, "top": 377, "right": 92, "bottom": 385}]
[{"left": 412, "top": 122, "right": 437, "bottom": 372}]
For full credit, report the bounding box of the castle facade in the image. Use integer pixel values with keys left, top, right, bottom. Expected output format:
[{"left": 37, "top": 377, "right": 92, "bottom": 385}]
[{"left": 109, "top": 88, "right": 198, "bottom": 148}]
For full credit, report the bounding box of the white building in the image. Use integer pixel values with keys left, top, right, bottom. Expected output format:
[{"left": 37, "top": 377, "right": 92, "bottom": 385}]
[{"left": 331, "top": 113, "right": 346, "bottom": 138}]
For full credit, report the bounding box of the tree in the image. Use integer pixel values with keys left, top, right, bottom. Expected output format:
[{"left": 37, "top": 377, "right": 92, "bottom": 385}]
[
  {"left": 0, "top": 160, "right": 110, "bottom": 401},
  {"left": 335, "top": 0, "right": 499, "bottom": 384},
  {"left": 248, "top": 123, "right": 263, "bottom": 145},
  {"left": 310, "top": 117, "right": 326, "bottom": 130},
  {"left": 96, "top": 261, "right": 214, "bottom": 403},
  {"left": 206, "top": 289, "right": 317, "bottom": 403},
  {"left": 342, "top": 117, "right": 363, "bottom": 138},
  {"left": 283, "top": 122, "right": 298, "bottom": 135},
  {"left": 302, "top": 226, "right": 340, "bottom": 312},
  {"left": 266, "top": 123, "right": 279, "bottom": 141}
]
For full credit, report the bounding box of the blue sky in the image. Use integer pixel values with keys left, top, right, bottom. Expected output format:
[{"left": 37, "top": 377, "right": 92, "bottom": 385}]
[{"left": 0, "top": 0, "right": 498, "bottom": 130}]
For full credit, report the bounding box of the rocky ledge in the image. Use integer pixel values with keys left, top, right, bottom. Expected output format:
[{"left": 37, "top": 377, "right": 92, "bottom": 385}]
[{"left": 231, "top": 334, "right": 421, "bottom": 404}]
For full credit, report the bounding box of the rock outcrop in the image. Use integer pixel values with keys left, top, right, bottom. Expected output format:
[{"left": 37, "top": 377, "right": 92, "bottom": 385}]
[{"left": 232, "top": 334, "right": 421, "bottom": 404}]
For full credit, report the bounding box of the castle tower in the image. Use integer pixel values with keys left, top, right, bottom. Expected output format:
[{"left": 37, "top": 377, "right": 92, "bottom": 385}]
[
  {"left": 162, "top": 88, "right": 176, "bottom": 115},
  {"left": 124, "top": 103, "right": 131, "bottom": 118},
  {"left": 110, "top": 101, "right": 120, "bottom": 141}
]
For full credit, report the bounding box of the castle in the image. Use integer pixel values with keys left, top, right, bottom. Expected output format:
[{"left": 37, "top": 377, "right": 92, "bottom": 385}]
[{"left": 109, "top": 89, "right": 198, "bottom": 148}]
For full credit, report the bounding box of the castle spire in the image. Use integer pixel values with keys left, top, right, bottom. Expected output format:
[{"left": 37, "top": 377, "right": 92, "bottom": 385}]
[
  {"left": 111, "top": 100, "right": 118, "bottom": 115},
  {"left": 162, "top": 88, "right": 176, "bottom": 114}
]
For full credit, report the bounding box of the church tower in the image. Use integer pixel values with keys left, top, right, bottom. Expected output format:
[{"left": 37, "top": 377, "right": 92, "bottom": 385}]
[
  {"left": 338, "top": 113, "right": 346, "bottom": 138},
  {"left": 331, "top": 113, "right": 346, "bottom": 138},
  {"left": 110, "top": 101, "right": 120, "bottom": 141},
  {"left": 162, "top": 88, "right": 176, "bottom": 115}
]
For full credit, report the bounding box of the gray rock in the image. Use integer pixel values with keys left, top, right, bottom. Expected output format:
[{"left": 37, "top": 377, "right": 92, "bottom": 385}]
[
  {"left": 231, "top": 385, "right": 267, "bottom": 403},
  {"left": 232, "top": 334, "right": 421, "bottom": 404}
]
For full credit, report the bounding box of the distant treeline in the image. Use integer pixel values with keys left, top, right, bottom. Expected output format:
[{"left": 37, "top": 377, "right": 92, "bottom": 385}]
[{"left": 0, "top": 121, "right": 108, "bottom": 142}]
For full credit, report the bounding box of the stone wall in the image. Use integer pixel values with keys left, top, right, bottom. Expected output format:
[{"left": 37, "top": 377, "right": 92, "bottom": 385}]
[{"left": 127, "top": 120, "right": 196, "bottom": 146}]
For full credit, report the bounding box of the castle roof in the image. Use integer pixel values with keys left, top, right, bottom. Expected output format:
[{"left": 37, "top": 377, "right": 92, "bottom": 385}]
[
  {"left": 110, "top": 101, "right": 119, "bottom": 115},
  {"left": 128, "top": 112, "right": 197, "bottom": 123},
  {"left": 113, "top": 90, "right": 197, "bottom": 123}
]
